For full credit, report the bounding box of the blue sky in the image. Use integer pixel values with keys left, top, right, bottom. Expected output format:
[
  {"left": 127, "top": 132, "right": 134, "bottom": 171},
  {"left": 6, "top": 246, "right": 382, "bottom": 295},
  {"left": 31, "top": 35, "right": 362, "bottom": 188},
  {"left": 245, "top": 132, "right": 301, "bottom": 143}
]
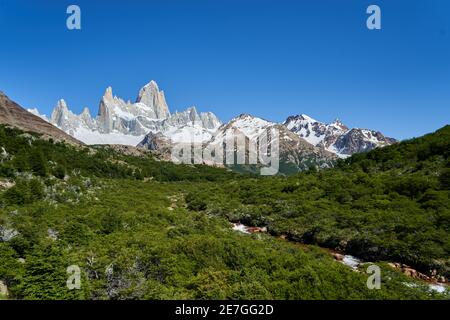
[{"left": 0, "top": 0, "right": 449, "bottom": 140}]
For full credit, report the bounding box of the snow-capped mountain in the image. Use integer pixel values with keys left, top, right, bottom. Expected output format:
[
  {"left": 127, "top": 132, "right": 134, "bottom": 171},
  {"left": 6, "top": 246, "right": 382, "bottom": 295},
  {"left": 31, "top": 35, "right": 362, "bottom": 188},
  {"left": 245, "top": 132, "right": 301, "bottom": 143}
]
[
  {"left": 32, "top": 81, "right": 222, "bottom": 145},
  {"left": 138, "top": 113, "right": 338, "bottom": 173},
  {"left": 284, "top": 114, "right": 396, "bottom": 157},
  {"left": 220, "top": 114, "right": 336, "bottom": 165},
  {"left": 28, "top": 81, "right": 396, "bottom": 164}
]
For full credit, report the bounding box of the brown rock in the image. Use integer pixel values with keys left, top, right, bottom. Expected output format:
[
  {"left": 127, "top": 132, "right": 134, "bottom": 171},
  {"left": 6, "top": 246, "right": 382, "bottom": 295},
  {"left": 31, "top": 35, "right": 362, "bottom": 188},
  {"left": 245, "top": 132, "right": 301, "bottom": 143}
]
[
  {"left": 332, "top": 253, "right": 344, "bottom": 261},
  {"left": 246, "top": 226, "right": 267, "bottom": 234},
  {"left": 402, "top": 268, "right": 418, "bottom": 277}
]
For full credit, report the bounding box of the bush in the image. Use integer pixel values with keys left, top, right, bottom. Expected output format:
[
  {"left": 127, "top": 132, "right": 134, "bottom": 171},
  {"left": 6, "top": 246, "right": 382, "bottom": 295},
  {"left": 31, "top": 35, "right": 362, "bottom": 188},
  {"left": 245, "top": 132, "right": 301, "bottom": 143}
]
[
  {"left": 2, "top": 179, "right": 44, "bottom": 206},
  {"left": 52, "top": 165, "right": 66, "bottom": 179}
]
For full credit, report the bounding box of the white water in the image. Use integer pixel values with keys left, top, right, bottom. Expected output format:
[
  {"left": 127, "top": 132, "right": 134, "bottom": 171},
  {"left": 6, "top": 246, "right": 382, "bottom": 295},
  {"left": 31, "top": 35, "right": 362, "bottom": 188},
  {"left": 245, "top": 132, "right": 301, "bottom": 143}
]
[
  {"left": 232, "top": 223, "right": 251, "bottom": 234},
  {"left": 429, "top": 283, "right": 447, "bottom": 293},
  {"left": 341, "top": 255, "right": 362, "bottom": 269}
]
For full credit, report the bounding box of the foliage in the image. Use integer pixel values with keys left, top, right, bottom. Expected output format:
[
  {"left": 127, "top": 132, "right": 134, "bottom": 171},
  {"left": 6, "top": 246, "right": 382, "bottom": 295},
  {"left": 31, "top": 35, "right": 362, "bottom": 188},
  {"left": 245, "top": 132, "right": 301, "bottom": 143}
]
[{"left": 0, "top": 124, "right": 449, "bottom": 300}]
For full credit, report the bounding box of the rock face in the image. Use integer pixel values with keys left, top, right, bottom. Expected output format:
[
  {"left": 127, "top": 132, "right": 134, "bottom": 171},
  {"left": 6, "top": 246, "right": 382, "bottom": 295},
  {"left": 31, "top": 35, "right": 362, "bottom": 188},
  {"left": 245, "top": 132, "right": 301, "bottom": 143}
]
[
  {"left": 0, "top": 91, "right": 81, "bottom": 145},
  {"left": 284, "top": 114, "right": 396, "bottom": 157},
  {"left": 137, "top": 132, "right": 171, "bottom": 151},
  {"left": 51, "top": 99, "right": 96, "bottom": 135},
  {"left": 96, "top": 86, "right": 148, "bottom": 135},
  {"left": 135, "top": 80, "right": 170, "bottom": 119},
  {"left": 331, "top": 128, "right": 397, "bottom": 155}
]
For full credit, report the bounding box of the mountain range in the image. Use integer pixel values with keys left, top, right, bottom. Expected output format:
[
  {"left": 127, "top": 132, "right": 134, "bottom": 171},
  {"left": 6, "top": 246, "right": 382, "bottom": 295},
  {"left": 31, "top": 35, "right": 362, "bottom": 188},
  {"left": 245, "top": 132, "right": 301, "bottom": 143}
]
[
  {"left": 30, "top": 81, "right": 221, "bottom": 146},
  {"left": 3, "top": 80, "right": 396, "bottom": 171},
  {"left": 28, "top": 80, "right": 396, "bottom": 154}
]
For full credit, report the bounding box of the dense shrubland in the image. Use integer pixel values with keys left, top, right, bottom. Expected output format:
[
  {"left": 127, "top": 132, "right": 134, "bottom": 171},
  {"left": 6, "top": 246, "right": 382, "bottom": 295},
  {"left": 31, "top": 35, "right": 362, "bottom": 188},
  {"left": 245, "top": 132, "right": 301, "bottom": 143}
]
[
  {"left": 0, "top": 125, "right": 449, "bottom": 299},
  {"left": 186, "top": 126, "right": 450, "bottom": 278}
]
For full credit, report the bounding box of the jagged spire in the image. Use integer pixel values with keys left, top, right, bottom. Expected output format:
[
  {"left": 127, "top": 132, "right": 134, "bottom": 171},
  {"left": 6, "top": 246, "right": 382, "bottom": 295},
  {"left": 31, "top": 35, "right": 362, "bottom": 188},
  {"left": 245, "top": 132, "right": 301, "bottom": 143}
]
[{"left": 136, "top": 80, "right": 170, "bottom": 119}]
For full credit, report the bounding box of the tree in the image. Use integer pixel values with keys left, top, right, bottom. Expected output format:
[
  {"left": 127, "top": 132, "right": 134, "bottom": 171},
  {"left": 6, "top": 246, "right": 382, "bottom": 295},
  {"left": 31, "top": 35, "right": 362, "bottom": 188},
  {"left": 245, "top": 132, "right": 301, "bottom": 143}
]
[
  {"left": 29, "top": 149, "right": 48, "bottom": 177},
  {"left": 439, "top": 169, "right": 450, "bottom": 190}
]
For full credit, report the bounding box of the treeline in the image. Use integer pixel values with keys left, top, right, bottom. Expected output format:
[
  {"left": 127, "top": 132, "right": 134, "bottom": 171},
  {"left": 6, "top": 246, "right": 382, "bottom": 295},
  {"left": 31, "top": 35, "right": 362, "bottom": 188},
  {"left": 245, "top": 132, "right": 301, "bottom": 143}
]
[{"left": 0, "top": 125, "right": 240, "bottom": 183}]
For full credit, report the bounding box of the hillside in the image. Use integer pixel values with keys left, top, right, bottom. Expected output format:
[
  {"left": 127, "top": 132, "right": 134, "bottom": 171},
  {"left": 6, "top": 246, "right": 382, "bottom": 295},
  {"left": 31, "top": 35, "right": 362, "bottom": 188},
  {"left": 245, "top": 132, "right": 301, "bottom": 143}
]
[
  {"left": 0, "top": 124, "right": 448, "bottom": 299},
  {"left": 0, "top": 92, "right": 81, "bottom": 145},
  {"left": 187, "top": 126, "right": 450, "bottom": 278}
]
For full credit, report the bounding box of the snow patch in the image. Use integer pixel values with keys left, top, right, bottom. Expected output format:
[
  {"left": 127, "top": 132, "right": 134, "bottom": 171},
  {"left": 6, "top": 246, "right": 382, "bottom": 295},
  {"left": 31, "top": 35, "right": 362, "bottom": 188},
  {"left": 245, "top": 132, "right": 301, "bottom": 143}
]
[{"left": 73, "top": 127, "right": 146, "bottom": 145}]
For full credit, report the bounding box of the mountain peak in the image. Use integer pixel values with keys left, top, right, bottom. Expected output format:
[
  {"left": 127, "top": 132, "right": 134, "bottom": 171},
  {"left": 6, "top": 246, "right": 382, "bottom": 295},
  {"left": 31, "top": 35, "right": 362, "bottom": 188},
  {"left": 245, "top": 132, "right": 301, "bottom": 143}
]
[
  {"left": 331, "top": 118, "right": 342, "bottom": 124},
  {"left": 138, "top": 80, "right": 160, "bottom": 97},
  {"left": 186, "top": 106, "right": 198, "bottom": 114},
  {"left": 234, "top": 113, "right": 255, "bottom": 120},
  {"left": 229, "top": 114, "right": 274, "bottom": 130},
  {"left": 329, "top": 118, "right": 348, "bottom": 131},
  {"left": 136, "top": 80, "right": 170, "bottom": 119},
  {"left": 285, "top": 114, "right": 319, "bottom": 124},
  {"left": 56, "top": 99, "right": 68, "bottom": 110},
  {"left": 103, "top": 86, "right": 114, "bottom": 100},
  {"left": 145, "top": 80, "right": 159, "bottom": 90},
  {"left": 80, "top": 107, "right": 91, "bottom": 117},
  {"left": 299, "top": 114, "right": 318, "bottom": 122}
]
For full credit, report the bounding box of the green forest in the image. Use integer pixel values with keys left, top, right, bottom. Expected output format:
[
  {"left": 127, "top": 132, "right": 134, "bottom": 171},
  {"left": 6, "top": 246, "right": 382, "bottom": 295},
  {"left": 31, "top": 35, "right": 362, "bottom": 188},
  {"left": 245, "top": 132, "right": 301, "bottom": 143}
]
[{"left": 0, "top": 124, "right": 449, "bottom": 300}]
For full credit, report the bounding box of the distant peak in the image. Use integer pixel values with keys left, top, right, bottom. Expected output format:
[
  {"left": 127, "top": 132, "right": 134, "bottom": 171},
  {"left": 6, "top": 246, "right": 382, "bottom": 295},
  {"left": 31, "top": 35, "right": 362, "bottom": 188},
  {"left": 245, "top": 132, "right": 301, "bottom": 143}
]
[
  {"left": 235, "top": 113, "right": 254, "bottom": 119},
  {"left": 142, "top": 80, "right": 159, "bottom": 91},
  {"left": 137, "top": 80, "right": 161, "bottom": 100},
  {"left": 81, "top": 107, "right": 91, "bottom": 116},
  {"left": 286, "top": 114, "right": 318, "bottom": 123},
  {"left": 135, "top": 80, "right": 170, "bottom": 119},
  {"left": 186, "top": 106, "right": 198, "bottom": 113},
  {"left": 56, "top": 99, "right": 68, "bottom": 109},
  {"left": 299, "top": 114, "right": 317, "bottom": 122},
  {"left": 329, "top": 118, "right": 348, "bottom": 130},
  {"left": 231, "top": 113, "right": 273, "bottom": 125},
  {"left": 103, "top": 86, "right": 113, "bottom": 100}
]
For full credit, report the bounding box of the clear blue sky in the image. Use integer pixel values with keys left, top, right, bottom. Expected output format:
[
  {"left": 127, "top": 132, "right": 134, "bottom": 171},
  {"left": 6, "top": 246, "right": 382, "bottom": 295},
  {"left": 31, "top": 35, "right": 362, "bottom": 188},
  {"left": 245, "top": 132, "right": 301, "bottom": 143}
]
[{"left": 0, "top": 0, "right": 449, "bottom": 139}]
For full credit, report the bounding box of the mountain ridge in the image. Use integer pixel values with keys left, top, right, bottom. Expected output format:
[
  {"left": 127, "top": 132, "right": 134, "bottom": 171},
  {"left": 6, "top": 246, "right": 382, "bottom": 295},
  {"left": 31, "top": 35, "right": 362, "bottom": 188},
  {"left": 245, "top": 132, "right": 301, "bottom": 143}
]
[
  {"left": 284, "top": 113, "right": 396, "bottom": 157},
  {"left": 23, "top": 81, "right": 396, "bottom": 162}
]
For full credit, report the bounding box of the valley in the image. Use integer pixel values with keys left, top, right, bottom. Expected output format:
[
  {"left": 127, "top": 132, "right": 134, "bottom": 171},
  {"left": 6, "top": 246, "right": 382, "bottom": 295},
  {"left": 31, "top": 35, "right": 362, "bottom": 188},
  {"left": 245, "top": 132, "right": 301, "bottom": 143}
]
[{"left": 0, "top": 117, "right": 448, "bottom": 299}]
